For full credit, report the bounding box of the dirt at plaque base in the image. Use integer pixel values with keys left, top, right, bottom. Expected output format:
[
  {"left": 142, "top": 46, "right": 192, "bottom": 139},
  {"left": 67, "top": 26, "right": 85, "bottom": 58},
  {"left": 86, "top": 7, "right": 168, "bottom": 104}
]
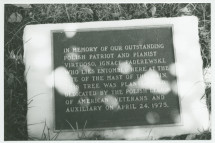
[{"left": 24, "top": 16, "right": 210, "bottom": 140}]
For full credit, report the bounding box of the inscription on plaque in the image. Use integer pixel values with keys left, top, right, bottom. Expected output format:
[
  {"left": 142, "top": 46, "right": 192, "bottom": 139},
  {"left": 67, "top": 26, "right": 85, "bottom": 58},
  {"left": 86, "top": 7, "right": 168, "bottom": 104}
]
[{"left": 52, "top": 26, "right": 181, "bottom": 130}]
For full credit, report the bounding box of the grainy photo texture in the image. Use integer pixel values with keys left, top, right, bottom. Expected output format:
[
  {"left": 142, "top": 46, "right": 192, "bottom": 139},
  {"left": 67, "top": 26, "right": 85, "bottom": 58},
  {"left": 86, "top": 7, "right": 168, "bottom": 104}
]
[{"left": 4, "top": 4, "right": 211, "bottom": 140}]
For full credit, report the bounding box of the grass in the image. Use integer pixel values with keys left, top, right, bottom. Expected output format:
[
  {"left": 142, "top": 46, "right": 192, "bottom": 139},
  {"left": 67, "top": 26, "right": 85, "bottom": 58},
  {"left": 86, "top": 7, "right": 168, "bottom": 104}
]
[{"left": 4, "top": 3, "right": 211, "bottom": 140}]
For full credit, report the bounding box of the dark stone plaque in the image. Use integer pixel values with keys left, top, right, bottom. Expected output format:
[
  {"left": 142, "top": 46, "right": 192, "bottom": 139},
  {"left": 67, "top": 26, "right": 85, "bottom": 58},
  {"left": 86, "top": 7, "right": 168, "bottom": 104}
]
[{"left": 52, "top": 25, "right": 181, "bottom": 130}]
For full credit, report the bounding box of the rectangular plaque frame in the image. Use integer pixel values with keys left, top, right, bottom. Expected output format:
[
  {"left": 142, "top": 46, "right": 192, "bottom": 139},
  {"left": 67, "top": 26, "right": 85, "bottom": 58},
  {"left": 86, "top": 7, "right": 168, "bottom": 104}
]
[{"left": 51, "top": 25, "right": 182, "bottom": 132}]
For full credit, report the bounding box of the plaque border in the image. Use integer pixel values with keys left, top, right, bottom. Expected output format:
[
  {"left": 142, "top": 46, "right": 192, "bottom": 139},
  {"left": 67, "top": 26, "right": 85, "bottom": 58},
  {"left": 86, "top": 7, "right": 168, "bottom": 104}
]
[{"left": 51, "top": 24, "right": 182, "bottom": 132}]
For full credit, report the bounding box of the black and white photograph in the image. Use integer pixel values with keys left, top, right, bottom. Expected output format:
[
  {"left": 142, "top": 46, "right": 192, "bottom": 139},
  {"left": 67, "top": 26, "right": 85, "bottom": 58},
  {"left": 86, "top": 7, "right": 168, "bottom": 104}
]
[{"left": 1, "top": 0, "right": 213, "bottom": 141}]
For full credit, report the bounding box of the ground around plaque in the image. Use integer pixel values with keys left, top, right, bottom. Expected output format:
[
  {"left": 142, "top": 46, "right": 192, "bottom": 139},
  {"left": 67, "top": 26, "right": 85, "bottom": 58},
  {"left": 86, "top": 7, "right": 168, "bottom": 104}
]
[{"left": 4, "top": 4, "right": 211, "bottom": 140}]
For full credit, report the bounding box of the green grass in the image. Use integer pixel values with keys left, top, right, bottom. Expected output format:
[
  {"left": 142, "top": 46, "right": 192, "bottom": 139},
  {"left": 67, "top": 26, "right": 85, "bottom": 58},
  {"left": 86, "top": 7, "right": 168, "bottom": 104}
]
[{"left": 4, "top": 3, "right": 211, "bottom": 140}]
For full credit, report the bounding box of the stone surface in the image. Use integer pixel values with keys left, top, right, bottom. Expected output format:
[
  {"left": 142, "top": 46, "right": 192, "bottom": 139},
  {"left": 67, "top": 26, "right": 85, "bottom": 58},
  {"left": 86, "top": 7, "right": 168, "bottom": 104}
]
[{"left": 24, "top": 16, "right": 210, "bottom": 140}]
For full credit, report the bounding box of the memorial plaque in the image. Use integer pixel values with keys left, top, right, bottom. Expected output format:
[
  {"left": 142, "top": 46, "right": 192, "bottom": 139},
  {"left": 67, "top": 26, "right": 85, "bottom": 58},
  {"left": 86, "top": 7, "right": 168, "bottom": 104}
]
[
  {"left": 24, "top": 17, "right": 210, "bottom": 140},
  {"left": 52, "top": 26, "right": 181, "bottom": 130}
]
